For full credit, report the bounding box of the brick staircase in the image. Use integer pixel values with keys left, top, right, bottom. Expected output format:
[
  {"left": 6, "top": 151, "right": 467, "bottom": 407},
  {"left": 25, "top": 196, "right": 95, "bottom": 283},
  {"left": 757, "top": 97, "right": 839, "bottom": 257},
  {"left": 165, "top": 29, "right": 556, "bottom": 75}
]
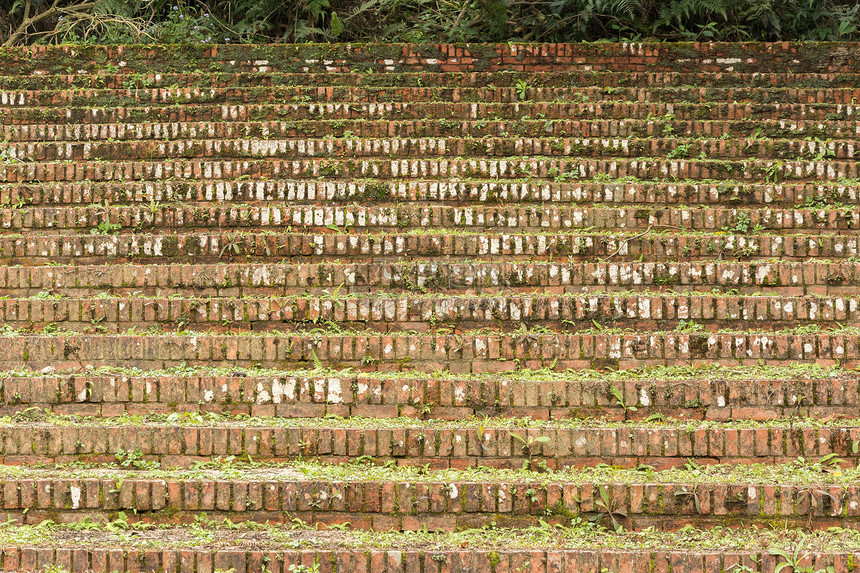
[{"left": 1, "top": 42, "right": 860, "bottom": 572}]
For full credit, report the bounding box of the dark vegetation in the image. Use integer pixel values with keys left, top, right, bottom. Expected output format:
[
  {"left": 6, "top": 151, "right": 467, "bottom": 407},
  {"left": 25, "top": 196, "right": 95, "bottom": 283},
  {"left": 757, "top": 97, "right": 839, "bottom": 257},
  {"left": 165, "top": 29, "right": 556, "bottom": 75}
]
[{"left": 1, "top": 0, "right": 859, "bottom": 47}]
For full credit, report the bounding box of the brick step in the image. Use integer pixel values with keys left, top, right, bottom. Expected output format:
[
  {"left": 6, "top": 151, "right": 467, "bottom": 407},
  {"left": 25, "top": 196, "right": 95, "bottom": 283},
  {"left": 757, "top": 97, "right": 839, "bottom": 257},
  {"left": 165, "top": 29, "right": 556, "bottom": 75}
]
[
  {"left": 5, "top": 85, "right": 860, "bottom": 108},
  {"left": 0, "top": 411, "right": 857, "bottom": 467},
  {"left": 3, "top": 292, "right": 860, "bottom": 334},
  {"left": 6, "top": 118, "right": 857, "bottom": 143},
  {"left": 2, "top": 205, "right": 857, "bottom": 235},
  {"left": 0, "top": 231, "right": 854, "bottom": 266},
  {"left": 4, "top": 179, "right": 856, "bottom": 209},
  {"left": 3, "top": 42, "right": 854, "bottom": 75},
  {"left": 6, "top": 136, "right": 859, "bottom": 163},
  {"left": 0, "top": 260, "right": 852, "bottom": 299},
  {"left": 5, "top": 102, "right": 853, "bottom": 126},
  {"left": 0, "top": 463, "right": 856, "bottom": 529},
  {"left": 0, "top": 530, "right": 848, "bottom": 573},
  {"left": 5, "top": 70, "right": 859, "bottom": 91},
  {"left": 0, "top": 364, "right": 847, "bottom": 420},
  {"left": 2, "top": 330, "right": 857, "bottom": 371},
  {"left": 4, "top": 157, "right": 857, "bottom": 185}
]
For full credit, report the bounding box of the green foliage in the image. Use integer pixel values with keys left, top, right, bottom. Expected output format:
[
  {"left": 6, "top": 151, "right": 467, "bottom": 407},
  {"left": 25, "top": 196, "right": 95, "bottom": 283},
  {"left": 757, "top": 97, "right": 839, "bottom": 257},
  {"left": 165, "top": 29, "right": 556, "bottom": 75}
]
[
  {"left": 515, "top": 79, "right": 530, "bottom": 101},
  {"left": 675, "top": 320, "right": 704, "bottom": 333},
  {"left": 609, "top": 385, "right": 636, "bottom": 412},
  {"left": 724, "top": 211, "right": 752, "bottom": 234},
  {"left": 288, "top": 565, "right": 321, "bottom": 573},
  {"left": 115, "top": 447, "right": 159, "bottom": 470},
  {"left": 5, "top": 0, "right": 860, "bottom": 45},
  {"left": 91, "top": 220, "right": 122, "bottom": 235},
  {"left": 666, "top": 144, "right": 694, "bottom": 160},
  {"left": 148, "top": 4, "right": 223, "bottom": 44}
]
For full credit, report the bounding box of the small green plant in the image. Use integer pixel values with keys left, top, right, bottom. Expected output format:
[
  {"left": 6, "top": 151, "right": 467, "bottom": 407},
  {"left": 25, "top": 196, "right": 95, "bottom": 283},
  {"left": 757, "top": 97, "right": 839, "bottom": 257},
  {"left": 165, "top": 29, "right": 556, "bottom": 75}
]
[
  {"left": 764, "top": 161, "right": 783, "bottom": 184},
  {"left": 32, "top": 290, "right": 58, "bottom": 300},
  {"left": 554, "top": 170, "right": 577, "bottom": 182},
  {"left": 0, "top": 146, "right": 20, "bottom": 165},
  {"left": 123, "top": 72, "right": 154, "bottom": 90},
  {"left": 311, "top": 349, "right": 323, "bottom": 371},
  {"left": 288, "top": 564, "right": 320, "bottom": 573},
  {"left": 675, "top": 320, "right": 704, "bottom": 333},
  {"left": 219, "top": 234, "right": 244, "bottom": 257},
  {"left": 593, "top": 485, "right": 627, "bottom": 532},
  {"left": 115, "top": 447, "right": 158, "bottom": 470},
  {"left": 674, "top": 488, "right": 704, "bottom": 515},
  {"left": 666, "top": 143, "right": 693, "bottom": 159},
  {"left": 609, "top": 385, "right": 636, "bottom": 413},
  {"left": 809, "top": 138, "right": 836, "bottom": 161},
  {"left": 510, "top": 432, "right": 550, "bottom": 463},
  {"left": 725, "top": 211, "right": 752, "bottom": 234},
  {"left": 320, "top": 284, "right": 346, "bottom": 305},
  {"left": 769, "top": 545, "right": 831, "bottom": 573},
  {"left": 515, "top": 79, "right": 530, "bottom": 101},
  {"left": 289, "top": 517, "right": 313, "bottom": 530},
  {"left": 91, "top": 220, "right": 122, "bottom": 235}
]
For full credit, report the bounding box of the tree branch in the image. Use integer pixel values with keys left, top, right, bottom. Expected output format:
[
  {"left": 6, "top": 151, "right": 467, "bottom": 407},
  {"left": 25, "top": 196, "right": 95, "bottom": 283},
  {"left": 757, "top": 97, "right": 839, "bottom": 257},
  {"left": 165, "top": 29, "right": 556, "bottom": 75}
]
[{"left": 2, "top": 0, "right": 99, "bottom": 47}]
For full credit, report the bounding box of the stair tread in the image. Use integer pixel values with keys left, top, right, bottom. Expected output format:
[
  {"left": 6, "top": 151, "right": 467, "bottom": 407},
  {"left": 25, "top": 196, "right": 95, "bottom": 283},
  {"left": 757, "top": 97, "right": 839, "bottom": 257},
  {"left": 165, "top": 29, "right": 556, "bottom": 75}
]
[
  {"left": 0, "top": 521, "right": 854, "bottom": 554},
  {"left": 0, "top": 459, "right": 858, "bottom": 483},
  {"left": 6, "top": 69, "right": 860, "bottom": 88}
]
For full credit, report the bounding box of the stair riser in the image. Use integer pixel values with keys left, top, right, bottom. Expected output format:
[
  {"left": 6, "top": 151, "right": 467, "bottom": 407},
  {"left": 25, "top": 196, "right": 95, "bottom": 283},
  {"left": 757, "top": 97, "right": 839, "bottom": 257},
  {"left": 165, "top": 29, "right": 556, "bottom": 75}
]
[
  {"left": 5, "top": 119, "right": 860, "bottom": 143},
  {"left": 6, "top": 138, "right": 858, "bottom": 162},
  {"left": 4, "top": 181, "right": 858, "bottom": 208},
  {"left": 5, "top": 86, "right": 860, "bottom": 108},
  {"left": 0, "top": 547, "right": 845, "bottom": 573},
  {"left": 4, "top": 206, "right": 856, "bottom": 234},
  {"left": 6, "top": 158, "right": 857, "bottom": 184},
  {"left": 0, "top": 479, "right": 855, "bottom": 529},
  {"left": 0, "top": 375, "right": 852, "bottom": 421},
  {"left": 0, "top": 426, "right": 855, "bottom": 466},
  {"left": 6, "top": 319, "right": 853, "bottom": 335},
  {"left": 0, "top": 233, "right": 856, "bottom": 265},
  {"left": 0, "top": 262, "right": 853, "bottom": 297},
  {"left": 5, "top": 102, "right": 856, "bottom": 125},
  {"left": 7, "top": 403, "right": 856, "bottom": 422},
  {"left": 3, "top": 333, "right": 856, "bottom": 371},
  {"left": 3, "top": 295, "right": 859, "bottom": 333}
]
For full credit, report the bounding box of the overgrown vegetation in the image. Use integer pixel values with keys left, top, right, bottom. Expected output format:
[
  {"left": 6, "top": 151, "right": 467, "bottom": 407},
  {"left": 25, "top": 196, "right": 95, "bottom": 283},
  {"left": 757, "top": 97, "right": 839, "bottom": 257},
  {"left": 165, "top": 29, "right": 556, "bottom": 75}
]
[
  {"left": 6, "top": 518, "right": 860, "bottom": 554},
  {"left": 9, "top": 455, "right": 860, "bottom": 486},
  {"left": 2, "top": 0, "right": 860, "bottom": 46}
]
